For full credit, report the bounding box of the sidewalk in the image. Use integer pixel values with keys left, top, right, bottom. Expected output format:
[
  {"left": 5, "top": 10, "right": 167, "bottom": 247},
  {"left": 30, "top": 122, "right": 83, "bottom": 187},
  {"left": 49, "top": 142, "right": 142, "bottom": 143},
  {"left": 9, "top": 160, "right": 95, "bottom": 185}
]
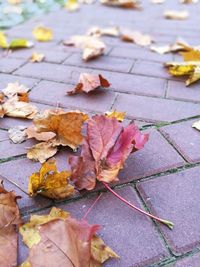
[{"left": 0, "top": 0, "right": 200, "bottom": 266}]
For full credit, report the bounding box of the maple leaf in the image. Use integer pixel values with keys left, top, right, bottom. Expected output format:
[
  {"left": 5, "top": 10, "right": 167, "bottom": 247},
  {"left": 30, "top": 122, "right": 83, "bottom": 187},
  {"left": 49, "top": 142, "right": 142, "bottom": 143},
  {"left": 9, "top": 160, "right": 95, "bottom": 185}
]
[
  {"left": 192, "top": 120, "right": 200, "bottom": 131},
  {"left": 25, "top": 125, "right": 56, "bottom": 142},
  {"left": 164, "top": 10, "right": 189, "bottom": 20},
  {"left": 32, "top": 26, "right": 53, "bottom": 42},
  {"left": 28, "top": 159, "right": 74, "bottom": 199},
  {"left": 67, "top": 73, "right": 110, "bottom": 95},
  {"left": 8, "top": 125, "right": 27, "bottom": 144},
  {"left": 120, "top": 29, "right": 153, "bottom": 46},
  {"left": 20, "top": 207, "right": 118, "bottom": 267},
  {"left": 87, "top": 26, "right": 119, "bottom": 37},
  {"left": 33, "top": 109, "right": 88, "bottom": 150},
  {"left": 64, "top": 35, "right": 106, "bottom": 61},
  {"left": 69, "top": 115, "right": 148, "bottom": 189},
  {"left": 105, "top": 110, "right": 126, "bottom": 122},
  {"left": 0, "top": 181, "right": 21, "bottom": 267},
  {"left": 100, "top": 0, "right": 141, "bottom": 8},
  {"left": 30, "top": 52, "right": 45, "bottom": 63}
]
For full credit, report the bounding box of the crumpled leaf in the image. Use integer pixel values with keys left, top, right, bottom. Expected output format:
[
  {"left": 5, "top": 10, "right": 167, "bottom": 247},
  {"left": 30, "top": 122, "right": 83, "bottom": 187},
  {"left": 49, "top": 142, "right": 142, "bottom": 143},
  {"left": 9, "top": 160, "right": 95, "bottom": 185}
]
[
  {"left": 30, "top": 52, "right": 45, "bottom": 63},
  {"left": 105, "top": 110, "right": 126, "bottom": 122},
  {"left": 120, "top": 29, "right": 153, "bottom": 46},
  {"left": 64, "top": 35, "right": 106, "bottom": 61},
  {"left": 0, "top": 32, "right": 33, "bottom": 49},
  {"left": 25, "top": 125, "right": 56, "bottom": 142},
  {"left": 87, "top": 26, "right": 119, "bottom": 37},
  {"left": 28, "top": 159, "right": 74, "bottom": 199},
  {"left": 32, "top": 26, "right": 53, "bottom": 42},
  {"left": 165, "top": 61, "right": 200, "bottom": 86},
  {"left": 65, "top": 0, "right": 80, "bottom": 11},
  {"left": 33, "top": 109, "right": 88, "bottom": 150},
  {"left": 69, "top": 115, "right": 148, "bottom": 189},
  {"left": 164, "top": 10, "right": 189, "bottom": 20},
  {"left": 2, "top": 82, "right": 29, "bottom": 98},
  {"left": 8, "top": 125, "right": 27, "bottom": 144},
  {"left": 27, "top": 142, "right": 58, "bottom": 163},
  {"left": 100, "top": 0, "right": 140, "bottom": 8},
  {"left": 20, "top": 207, "right": 118, "bottom": 267},
  {"left": 0, "top": 181, "right": 21, "bottom": 267},
  {"left": 67, "top": 73, "right": 110, "bottom": 95},
  {"left": 192, "top": 120, "right": 200, "bottom": 131}
]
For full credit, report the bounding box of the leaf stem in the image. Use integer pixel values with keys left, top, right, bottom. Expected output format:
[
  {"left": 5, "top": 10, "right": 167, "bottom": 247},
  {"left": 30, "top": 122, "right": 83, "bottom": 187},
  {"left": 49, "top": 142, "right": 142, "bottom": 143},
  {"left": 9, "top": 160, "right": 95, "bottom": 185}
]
[
  {"left": 102, "top": 182, "right": 174, "bottom": 230},
  {"left": 82, "top": 193, "right": 102, "bottom": 220}
]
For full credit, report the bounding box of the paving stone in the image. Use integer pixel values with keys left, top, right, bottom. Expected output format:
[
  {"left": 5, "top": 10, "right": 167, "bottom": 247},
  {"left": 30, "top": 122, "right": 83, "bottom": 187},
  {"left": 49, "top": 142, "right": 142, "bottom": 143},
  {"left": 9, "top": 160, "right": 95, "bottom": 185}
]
[
  {"left": 167, "top": 80, "right": 200, "bottom": 103},
  {"left": 30, "top": 80, "right": 116, "bottom": 112},
  {"left": 160, "top": 119, "right": 200, "bottom": 163},
  {"left": 113, "top": 93, "right": 200, "bottom": 122},
  {"left": 0, "top": 58, "right": 26, "bottom": 73},
  {"left": 173, "top": 253, "right": 200, "bottom": 267},
  {"left": 0, "top": 73, "right": 38, "bottom": 89},
  {"left": 137, "top": 166, "right": 200, "bottom": 255},
  {"left": 118, "top": 129, "right": 185, "bottom": 182},
  {"left": 64, "top": 53, "right": 134, "bottom": 72},
  {"left": 54, "top": 186, "right": 169, "bottom": 267},
  {"left": 0, "top": 130, "right": 8, "bottom": 140}
]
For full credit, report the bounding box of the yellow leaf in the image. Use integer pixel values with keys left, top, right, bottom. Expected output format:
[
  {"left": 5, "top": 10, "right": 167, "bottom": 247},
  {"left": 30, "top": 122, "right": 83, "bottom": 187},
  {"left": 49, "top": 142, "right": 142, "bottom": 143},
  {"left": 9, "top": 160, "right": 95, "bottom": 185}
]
[
  {"left": 30, "top": 52, "right": 45, "bottom": 63},
  {"left": 27, "top": 141, "right": 58, "bottom": 163},
  {"left": 192, "top": 120, "right": 200, "bottom": 131},
  {"left": 20, "top": 261, "right": 31, "bottom": 267},
  {"left": 186, "top": 65, "right": 200, "bottom": 86},
  {"left": 33, "top": 26, "right": 53, "bottom": 42},
  {"left": 9, "top": 39, "right": 33, "bottom": 49},
  {"left": 0, "top": 32, "right": 8, "bottom": 49},
  {"left": 180, "top": 50, "right": 200, "bottom": 61},
  {"left": 164, "top": 10, "right": 189, "bottom": 20},
  {"left": 65, "top": 0, "right": 80, "bottom": 11},
  {"left": 28, "top": 158, "right": 74, "bottom": 199},
  {"left": 105, "top": 110, "right": 126, "bottom": 122}
]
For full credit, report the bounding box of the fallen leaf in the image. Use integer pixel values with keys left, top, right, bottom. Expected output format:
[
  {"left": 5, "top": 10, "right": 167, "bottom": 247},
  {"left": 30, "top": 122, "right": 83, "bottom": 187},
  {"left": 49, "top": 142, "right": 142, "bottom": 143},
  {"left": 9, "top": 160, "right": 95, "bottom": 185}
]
[
  {"left": 164, "top": 10, "right": 189, "bottom": 20},
  {"left": 18, "top": 92, "right": 29, "bottom": 102},
  {"left": 0, "top": 181, "right": 21, "bottom": 267},
  {"left": 30, "top": 52, "right": 45, "bottom": 62},
  {"left": 0, "top": 92, "right": 5, "bottom": 103},
  {"left": 2, "top": 82, "right": 29, "bottom": 98},
  {"left": 151, "top": 0, "right": 165, "bottom": 3},
  {"left": 67, "top": 73, "right": 110, "bottom": 95},
  {"left": 100, "top": 0, "right": 141, "bottom": 8},
  {"left": 0, "top": 105, "right": 5, "bottom": 118},
  {"left": 87, "top": 26, "right": 119, "bottom": 37},
  {"left": 28, "top": 159, "right": 74, "bottom": 199},
  {"left": 120, "top": 29, "right": 153, "bottom": 46},
  {"left": 33, "top": 109, "right": 88, "bottom": 150},
  {"left": 180, "top": 0, "right": 198, "bottom": 3},
  {"left": 0, "top": 31, "right": 8, "bottom": 48},
  {"left": 150, "top": 45, "right": 171, "bottom": 54},
  {"left": 27, "top": 141, "right": 58, "bottom": 163},
  {"left": 180, "top": 50, "right": 200, "bottom": 61},
  {"left": 0, "top": 31, "right": 33, "bottom": 49},
  {"left": 64, "top": 35, "right": 106, "bottom": 61},
  {"left": 25, "top": 125, "right": 56, "bottom": 142},
  {"left": 105, "top": 110, "right": 126, "bottom": 121},
  {"left": 20, "top": 207, "right": 118, "bottom": 267},
  {"left": 69, "top": 115, "right": 148, "bottom": 189},
  {"left": 192, "top": 120, "right": 200, "bottom": 131},
  {"left": 65, "top": 0, "right": 80, "bottom": 11},
  {"left": 8, "top": 125, "right": 27, "bottom": 144},
  {"left": 32, "top": 26, "right": 53, "bottom": 42}
]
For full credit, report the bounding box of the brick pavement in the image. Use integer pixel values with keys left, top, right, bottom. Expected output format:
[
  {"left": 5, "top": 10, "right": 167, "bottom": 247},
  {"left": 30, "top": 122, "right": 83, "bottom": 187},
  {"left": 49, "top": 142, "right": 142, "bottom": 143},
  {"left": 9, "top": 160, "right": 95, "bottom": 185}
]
[{"left": 0, "top": 0, "right": 200, "bottom": 266}]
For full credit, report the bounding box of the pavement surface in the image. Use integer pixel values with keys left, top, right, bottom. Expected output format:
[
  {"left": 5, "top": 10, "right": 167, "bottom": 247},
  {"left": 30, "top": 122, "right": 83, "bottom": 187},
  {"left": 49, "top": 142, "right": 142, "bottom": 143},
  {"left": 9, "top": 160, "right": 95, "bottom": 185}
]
[{"left": 0, "top": 0, "right": 200, "bottom": 266}]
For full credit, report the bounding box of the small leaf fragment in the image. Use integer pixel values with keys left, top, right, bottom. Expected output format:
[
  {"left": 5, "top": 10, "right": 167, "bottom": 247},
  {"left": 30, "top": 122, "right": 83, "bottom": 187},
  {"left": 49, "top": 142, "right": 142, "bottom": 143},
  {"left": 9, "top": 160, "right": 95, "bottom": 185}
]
[
  {"left": 87, "top": 26, "right": 119, "bottom": 37},
  {"left": 120, "top": 29, "right": 153, "bottom": 46},
  {"left": 65, "top": 0, "right": 80, "bottom": 11},
  {"left": 27, "top": 142, "right": 58, "bottom": 163},
  {"left": 33, "top": 26, "right": 53, "bottom": 42},
  {"left": 8, "top": 125, "right": 27, "bottom": 144},
  {"left": 164, "top": 10, "right": 189, "bottom": 20},
  {"left": 192, "top": 120, "right": 200, "bottom": 131},
  {"left": 30, "top": 52, "right": 45, "bottom": 63},
  {"left": 25, "top": 125, "right": 56, "bottom": 142},
  {"left": 105, "top": 110, "right": 126, "bottom": 122},
  {"left": 100, "top": 0, "right": 141, "bottom": 8},
  {"left": 0, "top": 31, "right": 8, "bottom": 48}
]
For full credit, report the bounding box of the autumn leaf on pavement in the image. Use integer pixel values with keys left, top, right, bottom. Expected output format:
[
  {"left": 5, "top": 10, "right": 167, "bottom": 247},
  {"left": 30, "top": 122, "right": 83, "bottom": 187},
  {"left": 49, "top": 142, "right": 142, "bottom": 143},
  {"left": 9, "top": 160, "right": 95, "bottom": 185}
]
[
  {"left": 0, "top": 31, "right": 33, "bottom": 49},
  {"left": 28, "top": 159, "right": 74, "bottom": 199},
  {"left": 2, "top": 82, "right": 29, "bottom": 99},
  {"left": 64, "top": 35, "right": 106, "bottom": 61},
  {"left": 25, "top": 125, "right": 56, "bottom": 142},
  {"left": 87, "top": 26, "right": 119, "bottom": 37},
  {"left": 151, "top": 0, "right": 165, "bottom": 3},
  {"left": 32, "top": 26, "right": 53, "bottom": 42},
  {"left": 180, "top": 0, "right": 198, "bottom": 3},
  {"left": 192, "top": 120, "right": 200, "bottom": 131},
  {"left": 100, "top": 0, "right": 141, "bottom": 8},
  {"left": 69, "top": 115, "right": 148, "bottom": 190},
  {"left": 164, "top": 10, "right": 189, "bottom": 20},
  {"left": 30, "top": 52, "right": 45, "bottom": 63},
  {"left": 67, "top": 73, "right": 110, "bottom": 95},
  {"left": 65, "top": 0, "right": 80, "bottom": 11},
  {"left": 120, "top": 29, "right": 153, "bottom": 46},
  {"left": 180, "top": 49, "right": 200, "bottom": 62},
  {"left": 105, "top": 110, "right": 126, "bottom": 122},
  {"left": 0, "top": 181, "right": 21, "bottom": 267},
  {"left": 0, "top": 31, "right": 8, "bottom": 48},
  {"left": 33, "top": 109, "right": 88, "bottom": 150},
  {"left": 8, "top": 125, "right": 27, "bottom": 144},
  {"left": 20, "top": 207, "right": 118, "bottom": 267}
]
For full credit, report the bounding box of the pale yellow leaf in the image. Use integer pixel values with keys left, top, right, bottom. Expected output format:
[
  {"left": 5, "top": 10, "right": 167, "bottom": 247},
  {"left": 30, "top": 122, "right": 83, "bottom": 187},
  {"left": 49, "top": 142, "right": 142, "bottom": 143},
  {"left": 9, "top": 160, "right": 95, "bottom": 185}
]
[
  {"left": 30, "top": 52, "right": 45, "bottom": 63},
  {"left": 164, "top": 10, "right": 189, "bottom": 20},
  {"left": 33, "top": 26, "right": 53, "bottom": 42},
  {"left": 192, "top": 120, "right": 200, "bottom": 131}
]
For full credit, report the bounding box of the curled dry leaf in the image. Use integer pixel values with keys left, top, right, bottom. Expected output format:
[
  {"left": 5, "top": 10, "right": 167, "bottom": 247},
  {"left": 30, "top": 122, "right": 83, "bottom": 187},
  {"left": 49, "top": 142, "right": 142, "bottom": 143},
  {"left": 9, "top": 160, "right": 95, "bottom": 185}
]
[
  {"left": 32, "top": 26, "right": 53, "bottom": 42},
  {"left": 164, "top": 10, "right": 189, "bottom": 20},
  {"left": 87, "top": 26, "right": 119, "bottom": 37},
  {"left": 30, "top": 52, "right": 45, "bottom": 63},
  {"left": 8, "top": 125, "right": 27, "bottom": 144},
  {"left": 27, "top": 141, "right": 58, "bottom": 163},
  {"left": 0, "top": 181, "right": 21, "bottom": 267},
  {"left": 28, "top": 159, "right": 74, "bottom": 199},
  {"left": 120, "top": 29, "right": 153, "bottom": 46},
  {"left": 65, "top": 0, "right": 80, "bottom": 11},
  {"left": 2, "top": 82, "right": 29, "bottom": 98},
  {"left": 64, "top": 35, "right": 106, "bottom": 61},
  {"left": 69, "top": 115, "right": 148, "bottom": 190},
  {"left": 105, "top": 110, "right": 126, "bottom": 122},
  {"left": 20, "top": 207, "right": 118, "bottom": 267},
  {"left": 25, "top": 125, "right": 56, "bottom": 142},
  {"left": 100, "top": 0, "right": 141, "bottom": 8},
  {"left": 67, "top": 73, "right": 110, "bottom": 95},
  {"left": 192, "top": 120, "right": 200, "bottom": 131},
  {"left": 33, "top": 109, "right": 88, "bottom": 150}
]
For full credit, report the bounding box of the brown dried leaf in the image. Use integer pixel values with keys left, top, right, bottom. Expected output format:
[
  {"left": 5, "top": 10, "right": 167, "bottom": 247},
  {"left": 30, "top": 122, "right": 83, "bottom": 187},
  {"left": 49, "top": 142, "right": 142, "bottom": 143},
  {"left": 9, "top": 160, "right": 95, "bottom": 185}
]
[
  {"left": 164, "top": 10, "right": 189, "bottom": 20},
  {"left": 120, "top": 29, "right": 153, "bottom": 46},
  {"left": 180, "top": 0, "right": 198, "bottom": 3},
  {"left": 67, "top": 73, "right": 110, "bottom": 95},
  {"left": 25, "top": 125, "right": 56, "bottom": 142},
  {"left": 27, "top": 142, "right": 58, "bottom": 163},
  {"left": 100, "top": 0, "right": 141, "bottom": 8},
  {"left": 87, "top": 26, "right": 119, "bottom": 37}
]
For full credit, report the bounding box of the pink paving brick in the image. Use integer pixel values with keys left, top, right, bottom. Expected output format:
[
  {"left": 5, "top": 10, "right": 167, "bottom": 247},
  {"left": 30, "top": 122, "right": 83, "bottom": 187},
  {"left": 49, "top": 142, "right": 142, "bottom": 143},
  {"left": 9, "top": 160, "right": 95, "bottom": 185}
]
[
  {"left": 113, "top": 93, "right": 200, "bottom": 122},
  {"left": 0, "top": 73, "right": 38, "bottom": 89},
  {"left": 137, "top": 166, "right": 200, "bottom": 255},
  {"left": 160, "top": 119, "right": 200, "bottom": 164},
  {"left": 0, "top": 57, "right": 26, "bottom": 73},
  {"left": 118, "top": 129, "right": 185, "bottom": 182}
]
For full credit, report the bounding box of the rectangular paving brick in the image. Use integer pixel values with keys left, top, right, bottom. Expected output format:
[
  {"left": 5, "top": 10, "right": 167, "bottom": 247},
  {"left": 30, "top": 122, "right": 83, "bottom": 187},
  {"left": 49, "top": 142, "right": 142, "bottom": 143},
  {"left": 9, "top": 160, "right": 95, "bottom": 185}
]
[
  {"left": 0, "top": 73, "right": 38, "bottom": 89},
  {"left": 113, "top": 93, "right": 200, "bottom": 122},
  {"left": 173, "top": 253, "right": 200, "bottom": 267},
  {"left": 118, "top": 129, "right": 185, "bottom": 182},
  {"left": 137, "top": 166, "right": 200, "bottom": 255},
  {"left": 160, "top": 119, "right": 200, "bottom": 163},
  {"left": 64, "top": 53, "right": 134, "bottom": 72},
  {"left": 167, "top": 80, "right": 200, "bottom": 103},
  {"left": 0, "top": 58, "right": 26, "bottom": 73},
  {"left": 30, "top": 80, "right": 116, "bottom": 112}
]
